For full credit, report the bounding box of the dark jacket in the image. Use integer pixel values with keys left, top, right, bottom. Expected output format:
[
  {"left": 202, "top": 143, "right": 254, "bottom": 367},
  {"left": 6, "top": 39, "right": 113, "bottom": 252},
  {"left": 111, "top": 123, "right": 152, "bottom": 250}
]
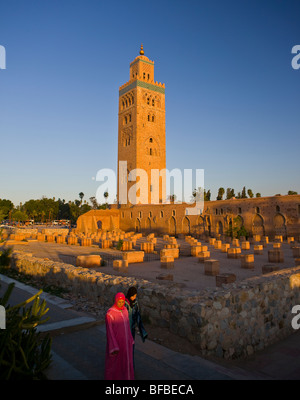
[{"left": 125, "top": 298, "right": 148, "bottom": 342}]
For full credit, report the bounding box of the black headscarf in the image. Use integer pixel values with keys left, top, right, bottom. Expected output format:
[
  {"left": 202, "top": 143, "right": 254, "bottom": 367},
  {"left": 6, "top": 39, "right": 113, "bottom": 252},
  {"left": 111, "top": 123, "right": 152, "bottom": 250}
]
[{"left": 126, "top": 286, "right": 137, "bottom": 307}]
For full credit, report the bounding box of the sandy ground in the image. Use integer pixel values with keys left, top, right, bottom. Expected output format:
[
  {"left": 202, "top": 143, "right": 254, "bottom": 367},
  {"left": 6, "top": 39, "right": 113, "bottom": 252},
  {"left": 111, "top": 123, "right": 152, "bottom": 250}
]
[{"left": 9, "top": 237, "right": 298, "bottom": 291}]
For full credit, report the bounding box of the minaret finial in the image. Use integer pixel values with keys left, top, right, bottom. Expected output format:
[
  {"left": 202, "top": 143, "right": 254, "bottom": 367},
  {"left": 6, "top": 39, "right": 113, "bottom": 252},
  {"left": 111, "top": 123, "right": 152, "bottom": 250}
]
[{"left": 139, "top": 43, "right": 144, "bottom": 56}]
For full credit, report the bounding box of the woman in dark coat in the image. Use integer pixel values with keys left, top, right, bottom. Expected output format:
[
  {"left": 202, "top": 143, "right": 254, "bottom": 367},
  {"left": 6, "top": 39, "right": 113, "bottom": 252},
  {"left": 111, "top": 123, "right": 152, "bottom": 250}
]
[{"left": 125, "top": 287, "right": 148, "bottom": 367}]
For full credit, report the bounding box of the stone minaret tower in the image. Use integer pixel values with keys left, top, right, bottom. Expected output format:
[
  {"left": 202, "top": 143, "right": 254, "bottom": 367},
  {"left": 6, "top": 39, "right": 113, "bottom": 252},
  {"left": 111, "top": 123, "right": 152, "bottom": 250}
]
[{"left": 118, "top": 44, "right": 166, "bottom": 205}]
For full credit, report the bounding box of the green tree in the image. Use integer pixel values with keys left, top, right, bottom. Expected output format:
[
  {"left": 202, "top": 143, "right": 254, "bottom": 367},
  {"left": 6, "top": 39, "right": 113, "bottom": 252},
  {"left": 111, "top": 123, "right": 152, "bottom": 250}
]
[
  {"left": 247, "top": 189, "right": 254, "bottom": 198},
  {"left": 24, "top": 198, "right": 59, "bottom": 223},
  {"left": 226, "top": 216, "right": 249, "bottom": 239},
  {"left": 288, "top": 190, "right": 298, "bottom": 195},
  {"left": 12, "top": 210, "right": 28, "bottom": 223},
  {"left": 241, "top": 186, "right": 247, "bottom": 198},
  {"left": 0, "top": 210, "right": 6, "bottom": 223},
  {"left": 57, "top": 198, "right": 71, "bottom": 220},
  {"left": 256, "top": 193, "right": 261, "bottom": 198},
  {"left": 216, "top": 187, "right": 225, "bottom": 201},
  {"left": 226, "top": 188, "right": 235, "bottom": 200},
  {"left": 89, "top": 196, "right": 99, "bottom": 209},
  {"left": 0, "top": 199, "right": 14, "bottom": 220},
  {"left": 204, "top": 189, "right": 211, "bottom": 201},
  {"left": 79, "top": 192, "right": 84, "bottom": 204},
  {"left": 80, "top": 203, "right": 92, "bottom": 214}
]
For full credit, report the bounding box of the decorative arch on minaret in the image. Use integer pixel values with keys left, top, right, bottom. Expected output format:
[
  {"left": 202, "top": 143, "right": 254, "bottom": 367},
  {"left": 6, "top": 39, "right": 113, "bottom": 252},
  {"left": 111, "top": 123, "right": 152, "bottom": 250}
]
[{"left": 144, "top": 136, "right": 160, "bottom": 157}]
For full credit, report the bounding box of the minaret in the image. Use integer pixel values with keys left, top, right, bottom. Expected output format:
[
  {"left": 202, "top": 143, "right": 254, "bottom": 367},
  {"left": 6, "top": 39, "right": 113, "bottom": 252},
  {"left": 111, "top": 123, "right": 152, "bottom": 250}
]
[{"left": 117, "top": 45, "right": 166, "bottom": 205}]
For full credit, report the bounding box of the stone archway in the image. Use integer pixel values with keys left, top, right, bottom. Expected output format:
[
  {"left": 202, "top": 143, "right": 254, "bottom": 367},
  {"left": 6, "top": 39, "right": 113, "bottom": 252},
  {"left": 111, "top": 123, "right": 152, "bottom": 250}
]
[
  {"left": 182, "top": 216, "right": 190, "bottom": 234},
  {"left": 196, "top": 215, "right": 205, "bottom": 235},
  {"left": 252, "top": 214, "right": 265, "bottom": 236},
  {"left": 135, "top": 218, "right": 141, "bottom": 233},
  {"left": 235, "top": 215, "right": 243, "bottom": 229},
  {"left": 169, "top": 216, "right": 176, "bottom": 236},
  {"left": 216, "top": 221, "right": 223, "bottom": 235},
  {"left": 274, "top": 213, "right": 287, "bottom": 238},
  {"left": 204, "top": 215, "right": 211, "bottom": 236},
  {"left": 97, "top": 220, "right": 103, "bottom": 230},
  {"left": 145, "top": 217, "right": 152, "bottom": 230}
]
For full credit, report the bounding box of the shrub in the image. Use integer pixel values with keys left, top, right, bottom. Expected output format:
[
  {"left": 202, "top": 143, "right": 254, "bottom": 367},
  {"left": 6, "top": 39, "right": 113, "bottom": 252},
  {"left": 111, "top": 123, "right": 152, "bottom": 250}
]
[
  {"left": 116, "top": 239, "right": 124, "bottom": 250},
  {"left": 0, "top": 283, "right": 52, "bottom": 379},
  {"left": 0, "top": 247, "right": 13, "bottom": 269}
]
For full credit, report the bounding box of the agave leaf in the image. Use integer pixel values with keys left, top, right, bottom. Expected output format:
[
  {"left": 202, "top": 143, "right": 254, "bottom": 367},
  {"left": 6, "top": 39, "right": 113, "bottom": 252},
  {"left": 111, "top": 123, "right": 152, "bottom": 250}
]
[
  {"left": 0, "top": 282, "right": 15, "bottom": 307},
  {"left": 18, "top": 345, "right": 30, "bottom": 370}
]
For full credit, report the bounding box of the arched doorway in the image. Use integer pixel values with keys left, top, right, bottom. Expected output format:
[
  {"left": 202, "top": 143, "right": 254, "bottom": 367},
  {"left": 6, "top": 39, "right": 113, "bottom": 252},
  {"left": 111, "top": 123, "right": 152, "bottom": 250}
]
[
  {"left": 235, "top": 215, "right": 243, "bottom": 229},
  {"left": 274, "top": 213, "right": 287, "bottom": 238},
  {"left": 252, "top": 214, "right": 265, "bottom": 236},
  {"left": 135, "top": 218, "right": 141, "bottom": 233},
  {"left": 182, "top": 216, "right": 190, "bottom": 234},
  {"left": 196, "top": 216, "right": 205, "bottom": 235},
  {"left": 145, "top": 217, "right": 151, "bottom": 230},
  {"left": 204, "top": 215, "right": 211, "bottom": 236},
  {"left": 216, "top": 221, "right": 223, "bottom": 235},
  {"left": 97, "top": 220, "right": 102, "bottom": 229},
  {"left": 169, "top": 216, "right": 176, "bottom": 235}
]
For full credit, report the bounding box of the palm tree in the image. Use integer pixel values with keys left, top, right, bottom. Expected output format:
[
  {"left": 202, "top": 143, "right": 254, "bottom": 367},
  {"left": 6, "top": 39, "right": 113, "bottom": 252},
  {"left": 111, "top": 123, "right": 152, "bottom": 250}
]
[{"left": 79, "top": 192, "right": 84, "bottom": 205}]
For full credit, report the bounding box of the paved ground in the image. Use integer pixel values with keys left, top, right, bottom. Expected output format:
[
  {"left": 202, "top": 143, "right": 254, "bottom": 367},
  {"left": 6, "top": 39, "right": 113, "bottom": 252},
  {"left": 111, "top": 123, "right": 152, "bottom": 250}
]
[{"left": 1, "top": 274, "right": 300, "bottom": 381}]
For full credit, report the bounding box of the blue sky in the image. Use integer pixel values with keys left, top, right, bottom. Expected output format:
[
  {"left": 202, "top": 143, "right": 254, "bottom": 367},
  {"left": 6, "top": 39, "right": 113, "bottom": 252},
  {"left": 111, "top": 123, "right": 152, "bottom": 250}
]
[{"left": 0, "top": 0, "right": 299, "bottom": 206}]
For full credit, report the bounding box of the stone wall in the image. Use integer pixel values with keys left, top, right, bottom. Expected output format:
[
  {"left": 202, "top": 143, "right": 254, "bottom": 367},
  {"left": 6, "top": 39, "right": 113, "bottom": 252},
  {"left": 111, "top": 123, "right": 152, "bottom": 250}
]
[
  {"left": 118, "top": 194, "right": 300, "bottom": 239},
  {"left": 4, "top": 228, "right": 69, "bottom": 236},
  {"left": 9, "top": 251, "right": 300, "bottom": 359}
]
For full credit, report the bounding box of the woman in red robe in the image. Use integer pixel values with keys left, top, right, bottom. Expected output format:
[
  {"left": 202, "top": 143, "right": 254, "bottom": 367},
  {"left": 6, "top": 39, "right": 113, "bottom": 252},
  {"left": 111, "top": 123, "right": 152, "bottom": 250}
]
[{"left": 104, "top": 292, "right": 135, "bottom": 380}]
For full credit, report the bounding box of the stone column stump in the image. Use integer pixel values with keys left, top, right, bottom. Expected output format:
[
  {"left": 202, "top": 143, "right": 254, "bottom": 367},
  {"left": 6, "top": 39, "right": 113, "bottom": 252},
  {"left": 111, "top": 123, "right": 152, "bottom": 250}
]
[
  {"left": 204, "top": 259, "right": 220, "bottom": 276},
  {"left": 76, "top": 255, "right": 102, "bottom": 268},
  {"left": 216, "top": 273, "right": 236, "bottom": 287},
  {"left": 241, "top": 254, "right": 254, "bottom": 269},
  {"left": 160, "top": 255, "right": 174, "bottom": 269},
  {"left": 262, "top": 264, "right": 280, "bottom": 274},
  {"left": 232, "top": 239, "right": 240, "bottom": 247},
  {"left": 227, "top": 247, "right": 241, "bottom": 259},
  {"left": 268, "top": 249, "right": 284, "bottom": 263},
  {"left": 292, "top": 247, "right": 300, "bottom": 258},
  {"left": 209, "top": 238, "right": 216, "bottom": 246},
  {"left": 113, "top": 259, "right": 128, "bottom": 272},
  {"left": 214, "top": 240, "right": 222, "bottom": 249},
  {"left": 254, "top": 245, "right": 263, "bottom": 255},
  {"left": 221, "top": 243, "right": 230, "bottom": 253},
  {"left": 241, "top": 241, "right": 250, "bottom": 250},
  {"left": 197, "top": 251, "right": 211, "bottom": 262},
  {"left": 56, "top": 235, "right": 65, "bottom": 244}
]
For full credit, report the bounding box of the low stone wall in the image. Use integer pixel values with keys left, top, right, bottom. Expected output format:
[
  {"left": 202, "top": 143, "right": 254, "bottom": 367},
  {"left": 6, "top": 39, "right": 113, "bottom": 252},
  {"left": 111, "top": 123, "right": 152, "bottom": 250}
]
[{"left": 9, "top": 251, "right": 300, "bottom": 359}]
